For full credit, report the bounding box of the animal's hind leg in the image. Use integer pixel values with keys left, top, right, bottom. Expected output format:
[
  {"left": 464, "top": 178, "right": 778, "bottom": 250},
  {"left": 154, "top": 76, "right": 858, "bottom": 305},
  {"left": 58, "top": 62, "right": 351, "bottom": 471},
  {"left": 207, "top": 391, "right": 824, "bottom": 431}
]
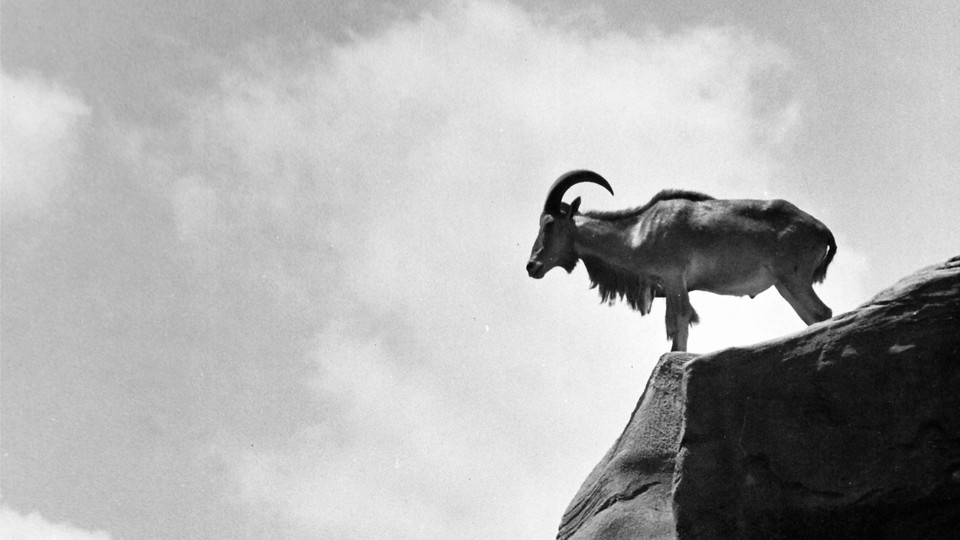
[
  {"left": 775, "top": 280, "right": 832, "bottom": 325},
  {"left": 774, "top": 283, "right": 815, "bottom": 325},
  {"left": 796, "top": 282, "right": 832, "bottom": 322}
]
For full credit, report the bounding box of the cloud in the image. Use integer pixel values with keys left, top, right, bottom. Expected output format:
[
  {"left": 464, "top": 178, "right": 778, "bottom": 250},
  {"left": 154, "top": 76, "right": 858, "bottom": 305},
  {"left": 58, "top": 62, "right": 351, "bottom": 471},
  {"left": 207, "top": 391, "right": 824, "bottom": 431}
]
[
  {"left": 227, "top": 324, "right": 540, "bottom": 539},
  {"left": 0, "top": 504, "right": 112, "bottom": 540},
  {"left": 1, "top": 71, "right": 89, "bottom": 217},
  {"left": 139, "top": 1, "right": 871, "bottom": 537}
]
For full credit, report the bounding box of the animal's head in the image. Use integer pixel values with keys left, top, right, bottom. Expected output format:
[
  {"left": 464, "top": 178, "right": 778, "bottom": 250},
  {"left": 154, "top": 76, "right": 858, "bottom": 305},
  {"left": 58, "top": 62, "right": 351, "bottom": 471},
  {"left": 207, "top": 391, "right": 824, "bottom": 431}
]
[{"left": 526, "top": 170, "right": 614, "bottom": 279}]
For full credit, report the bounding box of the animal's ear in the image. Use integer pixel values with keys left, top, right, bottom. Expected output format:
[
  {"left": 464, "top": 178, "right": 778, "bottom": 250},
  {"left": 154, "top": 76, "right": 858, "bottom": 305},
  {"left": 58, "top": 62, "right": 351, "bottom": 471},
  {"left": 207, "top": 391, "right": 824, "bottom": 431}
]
[{"left": 569, "top": 197, "right": 582, "bottom": 216}]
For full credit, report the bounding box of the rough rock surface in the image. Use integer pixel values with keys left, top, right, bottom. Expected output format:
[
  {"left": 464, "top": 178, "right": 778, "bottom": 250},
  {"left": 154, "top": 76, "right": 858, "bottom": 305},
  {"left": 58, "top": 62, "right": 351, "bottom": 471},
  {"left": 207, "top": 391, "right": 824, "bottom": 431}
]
[
  {"left": 559, "top": 352, "right": 696, "bottom": 540},
  {"left": 560, "top": 256, "right": 960, "bottom": 539}
]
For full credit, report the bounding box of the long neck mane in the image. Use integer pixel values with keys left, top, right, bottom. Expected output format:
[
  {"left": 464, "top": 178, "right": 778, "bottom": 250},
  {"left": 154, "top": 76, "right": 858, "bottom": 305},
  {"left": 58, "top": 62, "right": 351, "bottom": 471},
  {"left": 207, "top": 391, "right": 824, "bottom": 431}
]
[
  {"left": 581, "top": 255, "right": 660, "bottom": 314},
  {"left": 582, "top": 188, "right": 715, "bottom": 221},
  {"left": 577, "top": 189, "right": 714, "bottom": 316}
]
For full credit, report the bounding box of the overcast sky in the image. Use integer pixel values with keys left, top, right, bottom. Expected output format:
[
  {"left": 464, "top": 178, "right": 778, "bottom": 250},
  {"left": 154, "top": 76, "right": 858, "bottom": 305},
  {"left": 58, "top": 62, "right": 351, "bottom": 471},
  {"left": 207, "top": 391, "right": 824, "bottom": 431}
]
[{"left": 2, "top": 1, "right": 959, "bottom": 538}]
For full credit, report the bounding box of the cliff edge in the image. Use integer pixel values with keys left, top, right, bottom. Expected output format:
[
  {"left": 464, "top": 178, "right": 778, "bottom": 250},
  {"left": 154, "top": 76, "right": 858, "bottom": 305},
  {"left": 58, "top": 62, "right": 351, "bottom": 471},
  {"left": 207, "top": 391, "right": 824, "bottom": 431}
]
[{"left": 560, "top": 256, "right": 960, "bottom": 539}]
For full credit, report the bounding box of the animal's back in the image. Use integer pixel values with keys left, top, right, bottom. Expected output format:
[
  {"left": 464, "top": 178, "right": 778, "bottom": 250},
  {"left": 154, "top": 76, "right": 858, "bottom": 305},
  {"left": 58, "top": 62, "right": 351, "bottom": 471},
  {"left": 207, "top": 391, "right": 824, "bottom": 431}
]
[
  {"left": 583, "top": 189, "right": 715, "bottom": 222},
  {"left": 660, "top": 197, "right": 818, "bottom": 236}
]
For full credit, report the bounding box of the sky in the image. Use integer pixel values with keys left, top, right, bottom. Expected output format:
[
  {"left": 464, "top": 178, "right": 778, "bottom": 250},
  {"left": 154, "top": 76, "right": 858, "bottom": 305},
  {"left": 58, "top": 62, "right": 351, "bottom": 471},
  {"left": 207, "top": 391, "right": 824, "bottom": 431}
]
[{"left": 2, "top": 1, "right": 958, "bottom": 538}]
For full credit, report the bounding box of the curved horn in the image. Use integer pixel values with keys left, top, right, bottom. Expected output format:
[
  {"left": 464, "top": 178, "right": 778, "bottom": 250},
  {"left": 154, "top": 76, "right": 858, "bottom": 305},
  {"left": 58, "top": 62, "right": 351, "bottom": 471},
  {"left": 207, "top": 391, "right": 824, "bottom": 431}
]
[{"left": 543, "top": 170, "right": 614, "bottom": 213}]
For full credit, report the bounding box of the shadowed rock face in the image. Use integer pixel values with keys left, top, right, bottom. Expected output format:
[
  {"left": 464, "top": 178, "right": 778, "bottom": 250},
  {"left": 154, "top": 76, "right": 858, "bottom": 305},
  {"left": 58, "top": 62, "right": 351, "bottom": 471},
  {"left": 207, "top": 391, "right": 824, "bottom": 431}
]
[{"left": 560, "top": 256, "right": 960, "bottom": 539}]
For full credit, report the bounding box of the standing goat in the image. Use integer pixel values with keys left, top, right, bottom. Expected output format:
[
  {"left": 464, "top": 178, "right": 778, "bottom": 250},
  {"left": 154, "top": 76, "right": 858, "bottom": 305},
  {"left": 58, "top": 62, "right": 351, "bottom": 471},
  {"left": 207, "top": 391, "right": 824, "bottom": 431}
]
[{"left": 526, "top": 170, "right": 836, "bottom": 352}]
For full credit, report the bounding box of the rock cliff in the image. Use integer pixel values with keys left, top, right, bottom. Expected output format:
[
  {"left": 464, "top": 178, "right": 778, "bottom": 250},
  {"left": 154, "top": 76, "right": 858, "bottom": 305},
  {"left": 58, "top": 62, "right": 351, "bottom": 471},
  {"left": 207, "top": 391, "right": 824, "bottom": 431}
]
[{"left": 560, "top": 256, "right": 960, "bottom": 539}]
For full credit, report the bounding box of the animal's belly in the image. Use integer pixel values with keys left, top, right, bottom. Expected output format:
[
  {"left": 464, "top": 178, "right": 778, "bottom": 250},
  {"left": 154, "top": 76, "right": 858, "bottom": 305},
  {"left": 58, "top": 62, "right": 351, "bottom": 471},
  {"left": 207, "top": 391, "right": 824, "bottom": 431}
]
[{"left": 690, "top": 264, "right": 775, "bottom": 297}]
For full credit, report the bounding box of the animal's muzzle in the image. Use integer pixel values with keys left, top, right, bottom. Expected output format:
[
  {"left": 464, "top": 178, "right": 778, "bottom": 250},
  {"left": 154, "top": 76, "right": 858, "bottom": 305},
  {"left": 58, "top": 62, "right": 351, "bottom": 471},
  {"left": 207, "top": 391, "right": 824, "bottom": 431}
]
[{"left": 526, "top": 260, "right": 544, "bottom": 278}]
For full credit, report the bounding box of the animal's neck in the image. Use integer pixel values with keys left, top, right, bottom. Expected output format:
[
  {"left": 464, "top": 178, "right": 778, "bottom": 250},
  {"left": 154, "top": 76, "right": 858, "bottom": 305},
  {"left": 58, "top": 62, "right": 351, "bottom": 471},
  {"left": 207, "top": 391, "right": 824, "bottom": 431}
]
[{"left": 572, "top": 215, "right": 635, "bottom": 269}]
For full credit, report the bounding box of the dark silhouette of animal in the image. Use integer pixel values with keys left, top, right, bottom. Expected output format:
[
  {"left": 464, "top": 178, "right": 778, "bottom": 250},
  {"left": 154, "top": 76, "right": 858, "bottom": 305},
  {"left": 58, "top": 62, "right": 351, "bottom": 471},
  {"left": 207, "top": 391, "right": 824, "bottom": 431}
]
[{"left": 526, "top": 170, "right": 836, "bottom": 351}]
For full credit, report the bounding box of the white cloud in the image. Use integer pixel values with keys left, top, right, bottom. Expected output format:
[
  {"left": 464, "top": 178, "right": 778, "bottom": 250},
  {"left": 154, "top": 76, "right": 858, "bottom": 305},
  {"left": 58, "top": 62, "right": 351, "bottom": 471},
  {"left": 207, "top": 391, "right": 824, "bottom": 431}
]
[
  {"left": 1, "top": 71, "right": 89, "bottom": 217},
  {"left": 172, "top": 175, "right": 218, "bottom": 243},
  {"left": 227, "top": 324, "right": 542, "bottom": 539},
  {"left": 152, "top": 1, "right": 870, "bottom": 538},
  {"left": 0, "top": 504, "right": 111, "bottom": 540}
]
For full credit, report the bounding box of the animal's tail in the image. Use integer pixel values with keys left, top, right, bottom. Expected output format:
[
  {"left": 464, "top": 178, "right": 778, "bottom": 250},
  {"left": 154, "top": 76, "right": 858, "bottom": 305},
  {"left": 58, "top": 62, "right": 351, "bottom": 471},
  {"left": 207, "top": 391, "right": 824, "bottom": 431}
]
[{"left": 812, "top": 225, "right": 837, "bottom": 284}]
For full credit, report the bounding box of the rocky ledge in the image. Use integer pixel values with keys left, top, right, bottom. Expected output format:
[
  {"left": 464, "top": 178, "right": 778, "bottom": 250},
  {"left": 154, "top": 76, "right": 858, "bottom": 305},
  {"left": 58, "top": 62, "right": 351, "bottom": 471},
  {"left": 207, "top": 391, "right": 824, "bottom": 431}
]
[{"left": 560, "top": 256, "right": 960, "bottom": 539}]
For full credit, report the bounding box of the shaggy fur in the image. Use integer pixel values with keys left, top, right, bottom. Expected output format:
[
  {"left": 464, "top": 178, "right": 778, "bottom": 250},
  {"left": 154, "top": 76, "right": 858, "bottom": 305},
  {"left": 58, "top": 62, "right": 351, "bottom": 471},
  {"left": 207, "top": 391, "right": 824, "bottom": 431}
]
[
  {"left": 581, "top": 255, "right": 659, "bottom": 312},
  {"left": 583, "top": 189, "right": 715, "bottom": 221},
  {"left": 581, "top": 256, "right": 700, "bottom": 324},
  {"left": 576, "top": 189, "right": 713, "bottom": 323},
  {"left": 812, "top": 230, "right": 837, "bottom": 284}
]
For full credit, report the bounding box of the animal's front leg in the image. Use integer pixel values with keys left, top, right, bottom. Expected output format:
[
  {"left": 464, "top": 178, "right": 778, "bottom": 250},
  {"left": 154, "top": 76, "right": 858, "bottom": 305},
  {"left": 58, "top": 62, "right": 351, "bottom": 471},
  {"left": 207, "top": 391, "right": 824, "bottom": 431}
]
[
  {"left": 664, "top": 286, "right": 691, "bottom": 352},
  {"left": 671, "top": 322, "right": 689, "bottom": 352}
]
